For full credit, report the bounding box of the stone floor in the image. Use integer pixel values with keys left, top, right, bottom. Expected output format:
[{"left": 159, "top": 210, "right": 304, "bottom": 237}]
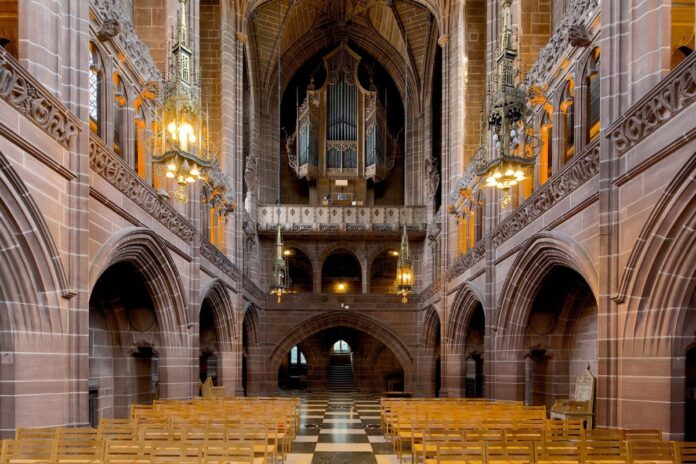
[{"left": 287, "top": 392, "right": 400, "bottom": 464}]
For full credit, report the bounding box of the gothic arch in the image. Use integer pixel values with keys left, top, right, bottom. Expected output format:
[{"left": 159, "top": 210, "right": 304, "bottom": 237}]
[
  {"left": 621, "top": 158, "right": 696, "bottom": 356},
  {"left": 496, "top": 231, "right": 598, "bottom": 352},
  {"left": 200, "top": 279, "right": 236, "bottom": 349},
  {"left": 243, "top": 302, "right": 260, "bottom": 350},
  {"left": 447, "top": 282, "right": 485, "bottom": 348},
  {"left": 89, "top": 227, "right": 188, "bottom": 345},
  {"left": 423, "top": 305, "right": 441, "bottom": 350},
  {"left": 268, "top": 310, "right": 414, "bottom": 373}
]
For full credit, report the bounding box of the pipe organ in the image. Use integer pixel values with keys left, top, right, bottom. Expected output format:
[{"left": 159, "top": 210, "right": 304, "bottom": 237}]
[{"left": 288, "top": 42, "right": 398, "bottom": 206}]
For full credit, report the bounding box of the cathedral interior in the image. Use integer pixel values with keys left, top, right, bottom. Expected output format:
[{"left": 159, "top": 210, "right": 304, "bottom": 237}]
[{"left": 0, "top": 0, "right": 695, "bottom": 461}]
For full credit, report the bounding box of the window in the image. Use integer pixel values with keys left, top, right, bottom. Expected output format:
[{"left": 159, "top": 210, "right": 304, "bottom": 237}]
[
  {"left": 560, "top": 79, "right": 575, "bottom": 164},
  {"left": 539, "top": 110, "right": 553, "bottom": 184},
  {"left": 585, "top": 48, "right": 601, "bottom": 142},
  {"left": 134, "top": 105, "right": 147, "bottom": 177},
  {"left": 113, "top": 74, "right": 127, "bottom": 157},
  {"left": 89, "top": 43, "right": 103, "bottom": 136},
  {"left": 670, "top": 0, "right": 695, "bottom": 69},
  {"left": 290, "top": 346, "right": 307, "bottom": 365},
  {"left": 332, "top": 340, "right": 351, "bottom": 354}
]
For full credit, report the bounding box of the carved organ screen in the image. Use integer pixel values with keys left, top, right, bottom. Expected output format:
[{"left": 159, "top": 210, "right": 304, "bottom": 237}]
[{"left": 288, "top": 42, "right": 397, "bottom": 206}]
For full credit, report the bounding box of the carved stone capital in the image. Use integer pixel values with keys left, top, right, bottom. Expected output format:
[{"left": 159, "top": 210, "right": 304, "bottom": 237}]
[
  {"left": 438, "top": 34, "right": 450, "bottom": 47},
  {"left": 567, "top": 24, "right": 591, "bottom": 47},
  {"left": 97, "top": 19, "right": 122, "bottom": 42}
]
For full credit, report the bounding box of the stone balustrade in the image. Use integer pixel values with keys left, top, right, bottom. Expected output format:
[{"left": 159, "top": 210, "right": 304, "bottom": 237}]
[{"left": 256, "top": 205, "right": 427, "bottom": 236}]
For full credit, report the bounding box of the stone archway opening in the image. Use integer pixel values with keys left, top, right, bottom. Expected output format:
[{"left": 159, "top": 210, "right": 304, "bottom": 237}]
[
  {"left": 463, "top": 304, "right": 485, "bottom": 398},
  {"left": 89, "top": 262, "right": 161, "bottom": 424},
  {"left": 522, "top": 266, "right": 597, "bottom": 410},
  {"left": 286, "top": 247, "right": 313, "bottom": 293},
  {"left": 277, "top": 326, "right": 404, "bottom": 393},
  {"left": 199, "top": 299, "right": 219, "bottom": 385},
  {"left": 370, "top": 249, "right": 399, "bottom": 293},
  {"left": 321, "top": 249, "right": 362, "bottom": 293}
]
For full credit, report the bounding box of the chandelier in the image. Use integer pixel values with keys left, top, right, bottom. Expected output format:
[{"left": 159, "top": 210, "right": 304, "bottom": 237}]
[
  {"left": 476, "top": 0, "right": 538, "bottom": 208},
  {"left": 395, "top": 226, "right": 414, "bottom": 303},
  {"left": 151, "top": 0, "right": 216, "bottom": 202},
  {"left": 270, "top": 223, "right": 290, "bottom": 303}
]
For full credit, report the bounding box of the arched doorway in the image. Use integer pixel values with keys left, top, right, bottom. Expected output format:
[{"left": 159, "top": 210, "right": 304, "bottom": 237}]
[
  {"left": 686, "top": 344, "right": 696, "bottom": 441},
  {"left": 522, "top": 266, "right": 597, "bottom": 409},
  {"left": 370, "top": 249, "right": 399, "bottom": 293},
  {"left": 89, "top": 262, "right": 161, "bottom": 423},
  {"left": 242, "top": 305, "right": 259, "bottom": 395},
  {"left": 464, "top": 304, "right": 485, "bottom": 398},
  {"left": 329, "top": 339, "right": 354, "bottom": 391},
  {"left": 278, "top": 345, "right": 308, "bottom": 390},
  {"left": 321, "top": 249, "right": 362, "bottom": 293},
  {"left": 286, "top": 247, "right": 313, "bottom": 293},
  {"left": 199, "top": 300, "right": 219, "bottom": 385}
]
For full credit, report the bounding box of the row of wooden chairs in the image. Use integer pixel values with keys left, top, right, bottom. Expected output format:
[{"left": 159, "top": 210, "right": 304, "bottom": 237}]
[{"left": 425, "top": 440, "right": 696, "bottom": 464}]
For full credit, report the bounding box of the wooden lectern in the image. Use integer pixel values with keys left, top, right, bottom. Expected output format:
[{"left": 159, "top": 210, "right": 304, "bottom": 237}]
[{"left": 550, "top": 365, "right": 595, "bottom": 429}]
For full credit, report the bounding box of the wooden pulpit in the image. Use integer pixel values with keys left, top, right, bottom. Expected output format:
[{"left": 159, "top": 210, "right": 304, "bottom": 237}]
[{"left": 550, "top": 365, "right": 595, "bottom": 428}]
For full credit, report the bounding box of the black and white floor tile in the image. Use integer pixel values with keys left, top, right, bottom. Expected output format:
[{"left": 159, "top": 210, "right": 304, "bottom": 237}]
[{"left": 287, "top": 393, "right": 400, "bottom": 464}]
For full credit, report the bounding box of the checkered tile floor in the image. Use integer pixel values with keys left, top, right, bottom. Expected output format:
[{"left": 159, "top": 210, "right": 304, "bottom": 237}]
[{"left": 287, "top": 393, "right": 400, "bottom": 464}]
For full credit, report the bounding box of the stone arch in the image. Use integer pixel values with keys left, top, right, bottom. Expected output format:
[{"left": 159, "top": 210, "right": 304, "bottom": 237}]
[
  {"left": 319, "top": 245, "right": 365, "bottom": 292},
  {"left": 242, "top": 302, "right": 260, "bottom": 350},
  {"left": 423, "top": 305, "right": 441, "bottom": 350},
  {"left": 496, "top": 231, "right": 598, "bottom": 353},
  {"left": 199, "top": 279, "right": 236, "bottom": 350},
  {"left": 447, "top": 282, "right": 485, "bottom": 348},
  {"left": 90, "top": 227, "right": 188, "bottom": 346},
  {"left": 268, "top": 310, "right": 414, "bottom": 376},
  {"left": 0, "top": 150, "right": 69, "bottom": 435},
  {"left": 621, "top": 157, "right": 696, "bottom": 356}
]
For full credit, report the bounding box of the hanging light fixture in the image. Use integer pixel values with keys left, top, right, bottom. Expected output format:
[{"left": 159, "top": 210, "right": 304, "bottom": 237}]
[
  {"left": 269, "top": 0, "right": 290, "bottom": 303},
  {"left": 476, "top": 0, "right": 538, "bottom": 208},
  {"left": 395, "top": 226, "right": 413, "bottom": 303},
  {"left": 151, "top": 0, "right": 215, "bottom": 202}
]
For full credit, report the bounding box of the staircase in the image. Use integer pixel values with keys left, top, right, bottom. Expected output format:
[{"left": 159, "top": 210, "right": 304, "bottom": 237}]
[{"left": 328, "top": 354, "right": 355, "bottom": 391}]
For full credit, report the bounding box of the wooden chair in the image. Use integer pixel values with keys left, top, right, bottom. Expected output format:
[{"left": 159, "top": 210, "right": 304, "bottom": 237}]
[
  {"left": 54, "top": 428, "right": 103, "bottom": 463},
  {"left": 581, "top": 440, "right": 628, "bottom": 464},
  {"left": 627, "top": 440, "right": 677, "bottom": 463},
  {"left": 583, "top": 429, "right": 625, "bottom": 442},
  {"left": 433, "top": 441, "right": 486, "bottom": 464},
  {"left": 677, "top": 441, "right": 696, "bottom": 464},
  {"left": 485, "top": 441, "right": 535, "bottom": 464},
  {"left": 104, "top": 440, "right": 152, "bottom": 464},
  {"left": 534, "top": 441, "right": 582, "bottom": 463},
  {"left": 149, "top": 441, "right": 202, "bottom": 464},
  {"left": 204, "top": 443, "right": 260, "bottom": 464},
  {"left": 624, "top": 429, "right": 663, "bottom": 442},
  {"left": 545, "top": 420, "right": 584, "bottom": 442}
]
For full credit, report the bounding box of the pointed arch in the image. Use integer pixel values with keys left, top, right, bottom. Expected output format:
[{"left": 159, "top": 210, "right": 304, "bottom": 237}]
[
  {"left": 200, "top": 279, "right": 236, "bottom": 349},
  {"left": 447, "top": 281, "right": 485, "bottom": 348},
  {"left": 496, "top": 231, "right": 598, "bottom": 352},
  {"left": 90, "top": 227, "right": 188, "bottom": 345}
]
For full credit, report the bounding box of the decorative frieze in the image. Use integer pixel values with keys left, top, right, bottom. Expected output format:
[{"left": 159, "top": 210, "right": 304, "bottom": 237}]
[
  {"left": 243, "top": 276, "right": 266, "bottom": 303},
  {"left": 89, "top": 135, "right": 196, "bottom": 244},
  {"left": 608, "top": 52, "right": 696, "bottom": 155},
  {"left": 526, "top": 0, "right": 599, "bottom": 87},
  {"left": 0, "top": 49, "right": 81, "bottom": 151},
  {"left": 448, "top": 241, "right": 485, "bottom": 280},
  {"left": 90, "top": 0, "right": 161, "bottom": 84},
  {"left": 200, "top": 239, "right": 241, "bottom": 281},
  {"left": 256, "top": 205, "right": 427, "bottom": 236},
  {"left": 491, "top": 140, "right": 600, "bottom": 247}
]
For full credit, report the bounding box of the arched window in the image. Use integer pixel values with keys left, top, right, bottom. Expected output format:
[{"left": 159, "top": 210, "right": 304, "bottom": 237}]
[
  {"left": 88, "top": 43, "right": 103, "bottom": 137},
  {"left": 560, "top": 79, "right": 575, "bottom": 164},
  {"left": 670, "top": 1, "right": 695, "bottom": 69},
  {"left": 332, "top": 340, "right": 351, "bottom": 354},
  {"left": 290, "top": 346, "right": 307, "bottom": 366},
  {"left": 134, "top": 104, "right": 147, "bottom": 178},
  {"left": 113, "top": 73, "right": 128, "bottom": 158},
  {"left": 539, "top": 110, "right": 553, "bottom": 184},
  {"left": 584, "top": 48, "right": 601, "bottom": 142}
]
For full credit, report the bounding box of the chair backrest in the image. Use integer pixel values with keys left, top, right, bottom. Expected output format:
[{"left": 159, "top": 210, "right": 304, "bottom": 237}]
[
  {"left": 436, "top": 441, "right": 485, "bottom": 463},
  {"left": 624, "top": 428, "right": 663, "bottom": 441},
  {"left": 582, "top": 440, "right": 628, "bottom": 463},
  {"left": 485, "top": 441, "right": 535, "bottom": 463},
  {"left": 627, "top": 440, "right": 677, "bottom": 463},
  {"left": 534, "top": 441, "right": 582, "bottom": 463},
  {"left": 678, "top": 441, "right": 696, "bottom": 464}
]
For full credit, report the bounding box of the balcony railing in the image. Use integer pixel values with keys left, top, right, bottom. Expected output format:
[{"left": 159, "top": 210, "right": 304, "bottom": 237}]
[{"left": 256, "top": 205, "right": 427, "bottom": 236}]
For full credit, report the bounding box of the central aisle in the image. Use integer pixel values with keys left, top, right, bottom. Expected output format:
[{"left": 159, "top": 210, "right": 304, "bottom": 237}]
[{"left": 288, "top": 393, "right": 399, "bottom": 464}]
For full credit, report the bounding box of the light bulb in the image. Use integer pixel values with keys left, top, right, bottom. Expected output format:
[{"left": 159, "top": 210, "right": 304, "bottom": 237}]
[
  {"left": 505, "top": 169, "right": 515, "bottom": 176},
  {"left": 493, "top": 172, "right": 502, "bottom": 179},
  {"left": 167, "top": 122, "right": 177, "bottom": 134},
  {"left": 186, "top": 176, "right": 195, "bottom": 183},
  {"left": 165, "top": 171, "right": 175, "bottom": 179},
  {"left": 189, "top": 134, "right": 196, "bottom": 143},
  {"left": 509, "top": 180, "right": 517, "bottom": 186},
  {"left": 190, "top": 167, "right": 200, "bottom": 176},
  {"left": 167, "top": 162, "right": 177, "bottom": 171}
]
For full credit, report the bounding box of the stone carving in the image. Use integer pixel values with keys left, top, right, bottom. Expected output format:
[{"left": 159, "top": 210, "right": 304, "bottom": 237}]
[
  {"left": 91, "top": 0, "right": 161, "bottom": 83},
  {"left": 244, "top": 154, "right": 258, "bottom": 192},
  {"left": 89, "top": 135, "right": 196, "bottom": 244},
  {"left": 200, "top": 239, "right": 241, "bottom": 281},
  {"left": 97, "top": 19, "right": 122, "bottom": 42},
  {"left": 526, "top": 0, "right": 599, "bottom": 87},
  {"left": 491, "top": 140, "right": 600, "bottom": 247},
  {"left": 242, "top": 210, "right": 257, "bottom": 248},
  {"left": 567, "top": 24, "right": 591, "bottom": 47},
  {"left": 448, "top": 241, "right": 485, "bottom": 280},
  {"left": 609, "top": 52, "right": 696, "bottom": 155},
  {"left": 425, "top": 156, "right": 440, "bottom": 197},
  {"left": 0, "top": 50, "right": 81, "bottom": 150},
  {"left": 427, "top": 208, "right": 442, "bottom": 243},
  {"left": 372, "top": 224, "right": 396, "bottom": 233},
  {"left": 243, "top": 276, "right": 266, "bottom": 302}
]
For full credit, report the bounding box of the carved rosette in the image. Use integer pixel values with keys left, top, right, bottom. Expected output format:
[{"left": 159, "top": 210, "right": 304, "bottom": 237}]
[
  {"left": 89, "top": 135, "right": 196, "bottom": 243},
  {"left": 491, "top": 141, "right": 600, "bottom": 247}
]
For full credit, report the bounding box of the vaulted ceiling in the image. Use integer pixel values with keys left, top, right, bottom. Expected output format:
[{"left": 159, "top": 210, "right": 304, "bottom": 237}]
[{"left": 244, "top": 0, "right": 440, "bottom": 111}]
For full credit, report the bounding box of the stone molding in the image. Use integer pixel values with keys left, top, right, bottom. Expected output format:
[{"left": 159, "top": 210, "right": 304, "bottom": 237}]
[
  {"left": 526, "top": 0, "right": 599, "bottom": 87},
  {"left": 608, "top": 51, "right": 696, "bottom": 156},
  {"left": 90, "top": 0, "right": 161, "bottom": 84},
  {"left": 0, "top": 49, "right": 81, "bottom": 151},
  {"left": 256, "top": 205, "right": 427, "bottom": 236},
  {"left": 200, "top": 239, "right": 241, "bottom": 281},
  {"left": 89, "top": 134, "right": 196, "bottom": 244},
  {"left": 448, "top": 240, "right": 485, "bottom": 281},
  {"left": 491, "top": 140, "right": 600, "bottom": 247},
  {"left": 243, "top": 276, "right": 266, "bottom": 303}
]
